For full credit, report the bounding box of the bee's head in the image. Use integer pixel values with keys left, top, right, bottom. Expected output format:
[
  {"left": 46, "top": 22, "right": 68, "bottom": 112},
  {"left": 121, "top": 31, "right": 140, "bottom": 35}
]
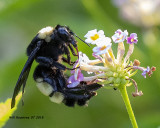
[{"left": 55, "top": 25, "right": 77, "bottom": 48}]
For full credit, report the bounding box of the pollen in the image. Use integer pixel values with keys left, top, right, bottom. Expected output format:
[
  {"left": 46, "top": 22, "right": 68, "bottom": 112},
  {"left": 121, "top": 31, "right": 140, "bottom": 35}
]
[
  {"left": 90, "top": 34, "right": 99, "bottom": 40},
  {"left": 100, "top": 45, "right": 107, "bottom": 50},
  {"left": 131, "top": 38, "right": 134, "bottom": 42},
  {"left": 117, "top": 36, "right": 123, "bottom": 41}
]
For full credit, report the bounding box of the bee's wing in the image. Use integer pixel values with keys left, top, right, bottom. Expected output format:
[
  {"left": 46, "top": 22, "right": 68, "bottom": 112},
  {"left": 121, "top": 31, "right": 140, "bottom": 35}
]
[{"left": 11, "top": 41, "right": 43, "bottom": 109}]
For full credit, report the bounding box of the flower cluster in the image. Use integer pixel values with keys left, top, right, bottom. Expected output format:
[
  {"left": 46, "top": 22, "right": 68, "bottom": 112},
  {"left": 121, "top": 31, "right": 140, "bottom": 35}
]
[
  {"left": 85, "top": 29, "right": 112, "bottom": 56},
  {"left": 67, "top": 29, "right": 156, "bottom": 97}
]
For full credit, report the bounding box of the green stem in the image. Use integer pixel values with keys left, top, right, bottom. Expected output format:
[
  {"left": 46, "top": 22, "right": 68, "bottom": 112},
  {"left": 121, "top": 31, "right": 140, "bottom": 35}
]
[{"left": 119, "top": 85, "right": 138, "bottom": 128}]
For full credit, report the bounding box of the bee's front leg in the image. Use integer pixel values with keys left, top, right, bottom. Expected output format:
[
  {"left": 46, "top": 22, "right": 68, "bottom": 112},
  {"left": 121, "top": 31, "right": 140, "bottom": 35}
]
[
  {"left": 36, "top": 56, "right": 78, "bottom": 70},
  {"left": 62, "top": 57, "right": 76, "bottom": 66}
]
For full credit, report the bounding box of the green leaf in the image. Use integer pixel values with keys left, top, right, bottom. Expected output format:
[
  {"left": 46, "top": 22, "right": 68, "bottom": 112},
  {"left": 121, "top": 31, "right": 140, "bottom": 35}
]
[{"left": 0, "top": 92, "right": 22, "bottom": 128}]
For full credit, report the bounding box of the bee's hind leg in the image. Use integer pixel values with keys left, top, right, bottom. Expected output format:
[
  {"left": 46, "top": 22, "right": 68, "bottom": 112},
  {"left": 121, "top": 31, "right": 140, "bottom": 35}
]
[{"left": 33, "top": 65, "right": 64, "bottom": 104}]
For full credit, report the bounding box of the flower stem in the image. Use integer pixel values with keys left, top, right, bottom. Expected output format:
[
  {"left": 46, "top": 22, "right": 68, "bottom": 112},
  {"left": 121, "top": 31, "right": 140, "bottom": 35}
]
[{"left": 119, "top": 85, "right": 138, "bottom": 128}]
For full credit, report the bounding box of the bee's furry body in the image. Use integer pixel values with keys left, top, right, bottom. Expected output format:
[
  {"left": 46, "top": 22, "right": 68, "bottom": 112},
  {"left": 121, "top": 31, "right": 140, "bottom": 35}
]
[{"left": 11, "top": 25, "right": 102, "bottom": 108}]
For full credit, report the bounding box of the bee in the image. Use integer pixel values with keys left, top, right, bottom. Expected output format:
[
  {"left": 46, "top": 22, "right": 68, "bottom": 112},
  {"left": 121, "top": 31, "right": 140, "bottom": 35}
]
[
  {"left": 11, "top": 25, "right": 102, "bottom": 108},
  {"left": 33, "top": 65, "right": 102, "bottom": 107}
]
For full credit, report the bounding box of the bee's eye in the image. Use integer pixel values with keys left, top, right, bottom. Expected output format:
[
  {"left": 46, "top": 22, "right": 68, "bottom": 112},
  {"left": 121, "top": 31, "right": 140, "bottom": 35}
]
[{"left": 58, "top": 28, "right": 69, "bottom": 40}]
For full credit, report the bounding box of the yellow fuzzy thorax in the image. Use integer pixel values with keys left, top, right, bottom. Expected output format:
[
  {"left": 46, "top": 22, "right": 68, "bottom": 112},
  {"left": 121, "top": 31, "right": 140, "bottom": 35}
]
[{"left": 38, "top": 26, "right": 54, "bottom": 42}]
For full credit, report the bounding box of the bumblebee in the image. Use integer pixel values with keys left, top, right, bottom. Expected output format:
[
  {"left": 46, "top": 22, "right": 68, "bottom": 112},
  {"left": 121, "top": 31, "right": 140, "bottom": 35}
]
[
  {"left": 33, "top": 65, "right": 102, "bottom": 107},
  {"left": 11, "top": 25, "right": 102, "bottom": 108}
]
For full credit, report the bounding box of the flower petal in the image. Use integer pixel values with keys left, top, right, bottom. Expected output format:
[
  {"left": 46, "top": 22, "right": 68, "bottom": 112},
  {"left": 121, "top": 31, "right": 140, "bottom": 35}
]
[
  {"left": 92, "top": 53, "right": 103, "bottom": 61},
  {"left": 85, "top": 38, "right": 93, "bottom": 44},
  {"left": 68, "top": 75, "right": 75, "bottom": 83},
  {"left": 95, "top": 48, "right": 108, "bottom": 55},
  {"left": 84, "top": 29, "right": 97, "bottom": 38},
  {"left": 93, "top": 46, "right": 101, "bottom": 53},
  {"left": 98, "top": 30, "right": 104, "bottom": 35},
  {"left": 95, "top": 37, "right": 111, "bottom": 46},
  {"left": 127, "top": 33, "right": 138, "bottom": 44},
  {"left": 67, "top": 81, "right": 80, "bottom": 88},
  {"left": 84, "top": 29, "right": 106, "bottom": 44},
  {"left": 112, "top": 29, "right": 128, "bottom": 43},
  {"left": 77, "top": 71, "right": 84, "bottom": 81}
]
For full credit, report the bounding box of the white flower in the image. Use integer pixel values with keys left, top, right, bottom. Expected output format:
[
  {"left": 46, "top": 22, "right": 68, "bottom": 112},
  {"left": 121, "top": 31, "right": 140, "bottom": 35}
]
[
  {"left": 112, "top": 29, "right": 128, "bottom": 43},
  {"left": 79, "top": 51, "right": 90, "bottom": 63},
  {"left": 92, "top": 37, "right": 112, "bottom": 56},
  {"left": 79, "top": 52, "right": 93, "bottom": 74},
  {"left": 84, "top": 29, "right": 105, "bottom": 44},
  {"left": 95, "top": 37, "right": 112, "bottom": 47}
]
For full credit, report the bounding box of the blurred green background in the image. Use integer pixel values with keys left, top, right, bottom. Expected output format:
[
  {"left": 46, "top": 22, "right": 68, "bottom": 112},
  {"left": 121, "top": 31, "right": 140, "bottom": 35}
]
[{"left": 0, "top": 0, "right": 160, "bottom": 128}]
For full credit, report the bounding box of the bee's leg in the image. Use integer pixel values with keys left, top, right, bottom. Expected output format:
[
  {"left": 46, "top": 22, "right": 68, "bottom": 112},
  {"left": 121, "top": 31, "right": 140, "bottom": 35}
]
[
  {"left": 36, "top": 57, "right": 52, "bottom": 67},
  {"left": 62, "top": 87, "right": 94, "bottom": 107},
  {"left": 64, "top": 45, "right": 78, "bottom": 65},
  {"left": 55, "top": 69, "right": 66, "bottom": 89},
  {"left": 36, "top": 56, "right": 79, "bottom": 70},
  {"left": 68, "top": 44, "right": 78, "bottom": 56},
  {"left": 64, "top": 45, "right": 72, "bottom": 65},
  {"left": 65, "top": 83, "right": 102, "bottom": 94},
  {"left": 33, "top": 65, "right": 58, "bottom": 96},
  {"left": 43, "top": 76, "right": 64, "bottom": 104},
  {"left": 63, "top": 91, "right": 93, "bottom": 107},
  {"left": 83, "top": 83, "right": 103, "bottom": 91},
  {"left": 33, "top": 65, "right": 64, "bottom": 104},
  {"left": 55, "top": 70, "right": 85, "bottom": 107},
  {"left": 64, "top": 98, "right": 76, "bottom": 107},
  {"left": 63, "top": 82, "right": 102, "bottom": 106},
  {"left": 62, "top": 57, "right": 75, "bottom": 65}
]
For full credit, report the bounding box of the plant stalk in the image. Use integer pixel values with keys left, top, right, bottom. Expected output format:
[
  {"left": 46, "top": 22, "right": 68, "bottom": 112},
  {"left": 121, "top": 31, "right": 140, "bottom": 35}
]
[{"left": 119, "top": 85, "right": 138, "bottom": 128}]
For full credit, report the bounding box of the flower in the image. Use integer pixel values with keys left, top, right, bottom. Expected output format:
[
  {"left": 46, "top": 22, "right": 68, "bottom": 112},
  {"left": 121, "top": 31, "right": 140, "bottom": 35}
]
[
  {"left": 124, "top": 33, "right": 138, "bottom": 63},
  {"left": 67, "top": 58, "right": 84, "bottom": 88},
  {"left": 93, "top": 44, "right": 112, "bottom": 56},
  {"left": 77, "top": 52, "right": 90, "bottom": 69},
  {"left": 67, "top": 68, "right": 84, "bottom": 88},
  {"left": 84, "top": 29, "right": 105, "bottom": 44},
  {"left": 95, "top": 37, "right": 111, "bottom": 47},
  {"left": 75, "top": 29, "right": 156, "bottom": 97},
  {"left": 78, "top": 51, "right": 90, "bottom": 64},
  {"left": 92, "top": 37, "right": 112, "bottom": 55},
  {"left": 112, "top": 29, "right": 128, "bottom": 43},
  {"left": 78, "top": 52, "right": 93, "bottom": 74},
  {"left": 141, "top": 66, "right": 156, "bottom": 78},
  {"left": 142, "top": 66, "right": 150, "bottom": 78},
  {"left": 92, "top": 52, "right": 103, "bottom": 61},
  {"left": 127, "top": 33, "right": 138, "bottom": 44},
  {"left": 70, "top": 29, "right": 156, "bottom": 97},
  {"left": 69, "top": 28, "right": 156, "bottom": 128}
]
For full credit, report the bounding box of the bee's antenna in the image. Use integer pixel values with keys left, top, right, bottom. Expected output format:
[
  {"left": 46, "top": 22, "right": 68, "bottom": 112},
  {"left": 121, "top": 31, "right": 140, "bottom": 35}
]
[{"left": 74, "top": 34, "right": 90, "bottom": 47}]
